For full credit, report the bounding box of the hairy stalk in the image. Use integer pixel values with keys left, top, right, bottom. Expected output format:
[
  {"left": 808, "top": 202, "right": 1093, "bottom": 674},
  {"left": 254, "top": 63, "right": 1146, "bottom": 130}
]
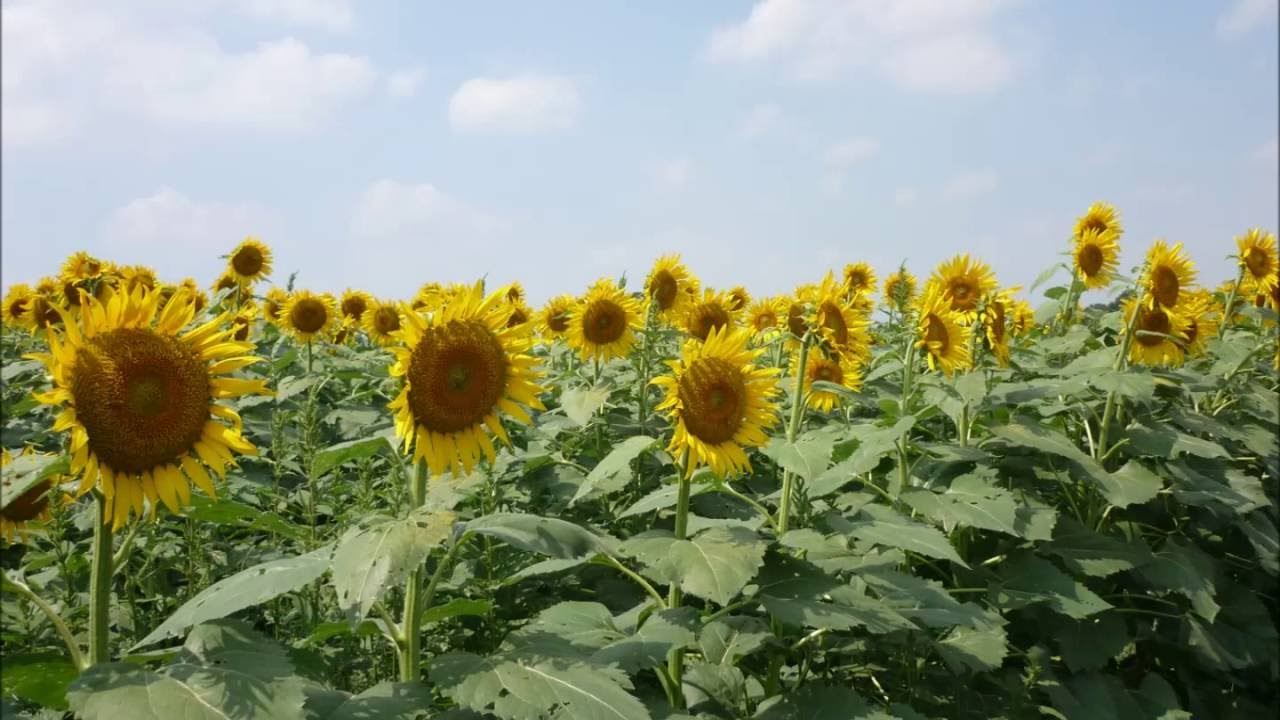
[
  {"left": 1217, "top": 265, "right": 1244, "bottom": 340},
  {"left": 1096, "top": 285, "right": 1145, "bottom": 462},
  {"left": 666, "top": 451, "right": 693, "bottom": 709},
  {"left": 398, "top": 461, "right": 429, "bottom": 681},
  {"left": 88, "top": 492, "right": 113, "bottom": 665},
  {"left": 777, "top": 333, "right": 811, "bottom": 534}
]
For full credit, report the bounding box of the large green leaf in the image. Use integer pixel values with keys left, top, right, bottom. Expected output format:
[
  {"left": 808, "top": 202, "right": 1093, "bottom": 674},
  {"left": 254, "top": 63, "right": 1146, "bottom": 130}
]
[
  {"left": 431, "top": 653, "right": 651, "bottom": 720},
  {"left": 858, "top": 567, "right": 995, "bottom": 629},
  {"left": 590, "top": 609, "right": 696, "bottom": 673},
  {"left": 901, "top": 469, "right": 1019, "bottom": 536},
  {"left": 1166, "top": 460, "right": 1269, "bottom": 516},
  {"left": 665, "top": 526, "right": 766, "bottom": 606},
  {"left": 761, "top": 433, "right": 835, "bottom": 482},
  {"left": 1127, "top": 425, "right": 1229, "bottom": 459},
  {"left": 934, "top": 623, "right": 1008, "bottom": 673},
  {"left": 331, "top": 510, "right": 455, "bottom": 623},
  {"left": 759, "top": 558, "right": 915, "bottom": 634},
  {"left": 1043, "top": 516, "right": 1153, "bottom": 577},
  {"left": 681, "top": 661, "right": 746, "bottom": 715},
  {"left": 561, "top": 385, "right": 612, "bottom": 426},
  {"left": 989, "top": 552, "right": 1112, "bottom": 619},
  {"left": 990, "top": 422, "right": 1160, "bottom": 507},
  {"left": 133, "top": 546, "right": 333, "bottom": 648},
  {"left": 839, "top": 503, "right": 968, "bottom": 567},
  {"left": 617, "top": 480, "right": 712, "bottom": 519},
  {"left": 698, "top": 616, "right": 771, "bottom": 665},
  {"left": 1139, "top": 540, "right": 1219, "bottom": 621},
  {"left": 184, "top": 496, "right": 308, "bottom": 541},
  {"left": 319, "top": 682, "right": 435, "bottom": 720},
  {"left": 572, "top": 436, "right": 659, "bottom": 505},
  {"left": 1240, "top": 511, "right": 1279, "bottom": 575},
  {"left": 1053, "top": 612, "right": 1129, "bottom": 672},
  {"left": 844, "top": 416, "right": 916, "bottom": 476},
  {"left": 311, "top": 436, "right": 394, "bottom": 477},
  {"left": 0, "top": 652, "right": 78, "bottom": 710},
  {"left": 466, "top": 512, "right": 613, "bottom": 559}
]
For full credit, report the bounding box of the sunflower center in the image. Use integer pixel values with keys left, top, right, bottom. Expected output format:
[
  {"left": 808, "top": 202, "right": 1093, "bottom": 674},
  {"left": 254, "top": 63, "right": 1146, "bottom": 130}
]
[
  {"left": 405, "top": 319, "right": 509, "bottom": 434},
  {"left": 677, "top": 357, "right": 745, "bottom": 445},
  {"left": 290, "top": 299, "right": 329, "bottom": 334},
  {"left": 232, "top": 246, "right": 265, "bottom": 277},
  {"left": 690, "top": 303, "right": 731, "bottom": 341},
  {"left": 30, "top": 297, "right": 61, "bottom": 328},
  {"left": 1078, "top": 242, "right": 1104, "bottom": 276},
  {"left": 71, "top": 328, "right": 211, "bottom": 474},
  {"left": 925, "top": 314, "right": 950, "bottom": 350},
  {"left": 754, "top": 311, "right": 777, "bottom": 331},
  {"left": 811, "top": 359, "right": 841, "bottom": 384},
  {"left": 989, "top": 303, "right": 1006, "bottom": 343},
  {"left": 507, "top": 308, "right": 529, "bottom": 327},
  {"left": 949, "top": 281, "right": 976, "bottom": 310},
  {"left": 342, "top": 296, "right": 368, "bottom": 319},
  {"left": 583, "top": 300, "right": 626, "bottom": 344},
  {"left": 216, "top": 276, "right": 237, "bottom": 292},
  {"left": 63, "top": 281, "right": 83, "bottom": 307},
  {"left": 1150, "top": 265, "right": 1180, "bottom": 307},
  {"left": 232, "top": 317, "right": 251, "bottom": 342},
  {"left": 374, "top": 307, "right": 400, "bottom": 335},
  {"left": 1136, "top": 307, "right": 1171, "bottom": 347},
  {"left": 1244, "top": 247, "right": 1272, "bottom": 278},
  {"left": 547, "top": 311, "right": 569, "bottom": 333},
  {"left": 1080, "top": 217, "right": 1108, "bottom": 235},
  {"left": 787, "top": 304, "right": 808, "bottom": 337},
  {"left": 848, "top": 272, "right": 866, "bottom": 290},
  {"left": 5, "top": 297, "right": 29, "bottom": 320},
  {"left": 818, "top": 301, "right": 848, "bottom": 345},
  {"left": 1, "top": 480, "right": 51, "bottom": 522},
  {"left": 651, "top": 272, "right": 678, "bottom": 310}
]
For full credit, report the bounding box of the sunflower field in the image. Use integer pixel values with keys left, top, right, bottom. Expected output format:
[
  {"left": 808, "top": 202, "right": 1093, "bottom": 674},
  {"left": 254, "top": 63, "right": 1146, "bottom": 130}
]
[{"left": 1, "top": 207, "right": 1278, "bottom": 720}]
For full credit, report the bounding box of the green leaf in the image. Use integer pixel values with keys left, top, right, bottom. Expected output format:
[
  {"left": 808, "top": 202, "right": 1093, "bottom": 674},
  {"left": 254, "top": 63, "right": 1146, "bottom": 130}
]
[
  {"left": 1, "top": 453, "right": 67, "bottom": 513},
  {"left": 1046, "top": 673, "right": 1146, "bottom": 720},
  {"left": 0, "top": 652, "right": 78, "bottom": 710},
  {"left": 666, "top": 526, "right": 767, "bottom": 605},
  {"left": 1127, "top": 425, "right": 1229, "bottom": 459},
  {"left": 1185, "top": 581, "right": 1278, "bottom": 670},
  {"left": 1043, "top": 517, "right": 1153, "bottom": 577},
  {"left": 133, "top": 546, "right": 333, "bottom": 648},
  {"left": 466, "top": 512, "right": 613, "bottom": 559},
  {"left": 1240, "top": 511, "right": 1279, "bottom": 575},
  {"left": 753, "top": 684, "right": 872, "bottom": 719},
  {"left": 989, "top": 552, "right": 1112, "bottom": 619},
  {"left": 331, "top": 510, "right": 456, "bottom": 624},
  {"left": 990, "top": 421, "right": 1160, "bottom": 507},
  {"left": 845, "top": 417, "right": 915, "bottom": 475},
  {"left": 901, "top": 470, "right": 1019, "bottom": 536},
  {"left": 572, "top": 436, "right": 659, "bottom": 505},
  {"left": 184, "top": 496, "right": 308, "bottom": 541},
  {"left": 934, "top": 623, "right": 1008, "bottom": 673},
  {"left": 320, "top": 682, "right": 434, "bottom": 720},
  {"left": 681, "top": 661, "right": 746, "bottom": 715},
  {"left": 590, "top": 609, "right": 696, "bottom": 673},
  {"left": 311, "top": 436, "right": 393, "bottom": 477},
  {"left": 762, "top": 434, "right": 834, "bottom": 481},
  {"left": 698, "top": 616, "right": 771, "bottom": 665},
  {"left": 618, "top": 480, "right": 713, "bottom": 519},
  {"left": 1053, "top": 612, "right": 1129, "bottom": 672},
  {"left": 841, "top": 503, "right": 969, "bottom": 567},
  {"left": 422, "top": 598, "right": 493, "bottom": 625},
  {"left": 1166, "top": 460, "right": 1268, "bottom": 516},
  {"left": 432, "top": 653, "right": 652, "bottom": 720},
  {"left": 1096, "top": 461, "right": 1163, "bottom": 508},
  {"left": 953, "top": 371, "right": 987, "bottom": 407},
  {"left": 1139, "top": 540, "right": 1219, "bottom": 621},
  {"left": 759, "top": 559, "right": 915, "bottom": 634},
  {"left": 858, "top": 567, "right": 994, "bottom": 629},
  {"left": 1087, "top": 370, "right": 1156, "bottom": 400},
  {"left": 561, "top": 385, "right": 612, "bottom": 426}
]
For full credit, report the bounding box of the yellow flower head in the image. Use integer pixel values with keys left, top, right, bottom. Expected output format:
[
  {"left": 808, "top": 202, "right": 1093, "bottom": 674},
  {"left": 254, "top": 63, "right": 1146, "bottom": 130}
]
[
  {"left": 1142, "top": 240, "right": 1197, "bottom": 309},
  {"left": 280, "top": 290, "right": 337, "bottom": 342},
  {"left": 1124, "top": 297, "right": 1190, "bottom": 367},
  {"left": 503, "top": 298, "right": 534, "bottom": 329},
  {"left": 746, "top": 296, "right": 785, "bottom": 340},
  {"left": 1, "top": 448, "right": 59, "bottom": 543},
  {"left": 117, "top": 265, "right": 158, "bottom": 294},
  {"left": 1009, "top": 299, "right": 1036, "bottom": 337},
  {"left": 684, "top": 289, "right": 739, "bottom": 342},
  {"left": 340, "top": 289, "right": 373, "bottom": 323},
  {"left": 929, "top": 254, "right": 997, "bottom": 319},
  {"left": 727, "top": 286, "right": 751, "bottom": 312},
  {"left": 982, "top": 287, "right": 1020, "bottom": 367},
  {"left": 566, "top": 278, "right": 643, "bottom": 362},
  {"left": 809, "top": 273, "right": 871, "bottom": 362},
  {"left": 387, "top": 282, "right": 546, "bottom": 477},
  {"left": 644, "top": 254, "right": 698, "bottom": 321},
  {"left": 842, "top": 262, "right": 877, "bottom": 299},
  {"left": 1074, "top": 202, "right": 1123, "bottom": 241},
  {"left": 914, "top": 284, "right": 972, "bottom": 376},
  {"left": 537, "top": 294, "right": 575, "bottom": 339},
  {"left": 505, "top": 281, "right": 526, "bottom": 305},
  {"left": 212, "top": 272, "right": 238, "bottom": 296},
  {"left": 1180, "top": 289, "right": 1218, "bottom": 358},
  {"left": 1236, "top": 228, "right": 1278, "bottom": 294},
  {"left": 652, "top": 326, "right": 780, "bottom": 479},
  {"left": 226, "top": 237, "right": 273, "bottom": 286},
  {"left": 2, "top": 283, "right": 35, "bottom": 329},
  {"left": 23, "top": 289, "right": 64, "bottom": 332},
  {"left": 1072, "top": 228, "right": 1121, "bottom": 290},
  {"left": 263, "top": 287, "right": 289, "bottom": 324},
  {"left": 882, "top": 269, "right": 917, "bottom": 312},
  {"left": 799, "top": 349, "right": 862, "bottom": 413},
  {"left": 363, "top": 299, "right": 403, "bottom": 347},
  {"left": 60, "top": 251, "right": 107, "bottom": 283},
  {"left": 27, "top": 286, "right": 271, "bottom": 530}
]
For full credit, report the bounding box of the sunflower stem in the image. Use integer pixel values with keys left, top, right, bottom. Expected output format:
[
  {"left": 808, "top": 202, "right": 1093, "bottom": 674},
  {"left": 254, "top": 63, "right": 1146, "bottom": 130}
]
[
  {"left": 1058, "top": 274, "right": 1082, "bottom": 333},
  {"left": 1217, "top": 266, "right": 1245, "bottom": 340},
  {"left": 1096, "top": 284, "right": 1145, "bottom": 463},
  {"left": 306, "top": 339, "right": 314, "bottom": 373},
  {"left": 777, "top": 332, "right": 811, "bottom": 535},
  {"left": 666, "top": 450, "right": 693, "bottom": 709},
  {"left": 897, "top": 332, "right": 918, "bottom": 498},
  {"left": 2, "top": 571, "right": 87, "bottom": 671},
  {"left": 398, "top": 460, "right": 430, "bottom": 682},
  {"left": 88, "top": 491, "right": 113, "bottom": 666}
]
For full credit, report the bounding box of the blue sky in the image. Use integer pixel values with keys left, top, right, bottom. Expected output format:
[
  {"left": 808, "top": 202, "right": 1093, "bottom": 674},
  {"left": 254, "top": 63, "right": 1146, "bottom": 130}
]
[{"left": 2, "top": 0, "right": 1277, "bottom": 305}]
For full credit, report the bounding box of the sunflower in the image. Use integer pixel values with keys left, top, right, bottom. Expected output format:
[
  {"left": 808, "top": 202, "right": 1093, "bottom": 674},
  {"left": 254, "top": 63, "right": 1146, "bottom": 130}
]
[
  {"left": 61, "top": 251, "right": 107, "bottom": 283},
  {"left": 504, "top": 299, "right": 534, "bottom": 329},
  {"left": 727, "top": 286, "right": 751, "bottom": 312},
  {"left": 685, "top": 289, "right": 739, "bottom": 342},
  {"left": 643, "top": 255, "right": 698, "bottom": 321},
  {"left": 0, "top": 448, "right": 57, "bottom": 543},
  {"left": 799, "top": 349, "right": 862, "bottom": 412},
  {"left": 1072, "top": 228, "right": 1121, "bottom": 289},
  {"left": 227, "top": 237, "right": 273, "bottom": 286},
  {"left": 117, "top": 265, "right": 158, "bottom": 294},
  {"left": 387, "top": 282, "right": 545, "bottom": 477},
  {"left": 23, "top": 291, "right": 64, "bottom": 331},
  {"left": 1124, "top": 297, "right": 1190, "bottom": 367},
  {"left": 982, "top": 288, "right": 1019, "bottom": 367},
  {"left": 842, "top": 262, "right": 877, "bottom": 299},
  {"left": 339, "top": 289, "right": 373, "bottom": 323},
  {"left": 230, "top": 304, "right": 258, "bottom": 343},
  {"left": 212, "top": 272, "right": 239, "bottom": 297},
  {"left": 1180, "top": 289, "right": 1218, "bottom": 357},
  {"left": 263, "top": 287, "right": 289, "bottom": 324},
  {"left": 1142, "top": 240, "right": 1197, "bottom": 309},
  {"left": 363, "top": 300, "right": 403, "bottom": 347},
  {"left": 1009, "top": 299, "right": 1036, "bottom": 337},
  {"left": 2, "top": 283, "right": 35, "bottom": 329},
  {"left": 810, "top": 274, "right": 871, "bottom": 361},
  {"left": 882, "top": 269, "right": 917, "bottom": 312},
  {"left": 746, "top": 296, "right": 785, "bottom": 340},
  {"left": 27, "top": 286, "right": 270, "bottom": 530},
  {"left": 280, "top": 291, "right": 337, "bottom": 343},
  {"left": 505, "top": 282, "right": 526, "bottom": 305},
  {"left": 915, "top": 284, "right": 971, "bottom": 376},
  {"left": 785, "top": 295, "right": 810, "bottom": 340},
  {"left": 413, "top": 282, "right": 469, "bottom": 312},
  {"left": 651, "top": 326, "right": 780, "bottom": 479},
  {"left": 1074, "top": 202, "right": 1123, "bottom": 240},
  {"left": 1236, "top": 228, "right": 1278, "bottom": 294},
  {"left": 566, "top": 279, "right": 643, "bottom": 362},
  {"left": 929, "top": 254, "right": 997, "bottom": 319},
  {"left": 537, "top": 295, "right": 574, "bottom": 339}
]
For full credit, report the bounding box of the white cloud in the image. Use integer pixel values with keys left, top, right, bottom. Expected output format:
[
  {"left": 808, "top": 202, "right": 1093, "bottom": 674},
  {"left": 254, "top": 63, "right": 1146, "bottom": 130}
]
[
  {"left": 1217, "top": 0, "right": 1278, "bottom": 36},
  {"left": 893, "top": 187, "right": 918, "bottom": 207},
  {"left": 105, "top": 187, "right": 271, "bottom": 252},
  {"left": 1256, "top": 137, "right": 1278, "bottom": 164},
  {"left": 350, "top": 179, "right": 506, "bottom": 241},
  {"left": 1, "top": 100, "right": 74, "bottom": 148},
  {"left": 737, "top": 102, "right": 782, "bottom": 138},
  {"left": 387, "top": 67, "right": 427, "bottom": 99},
  {"left": 228, "top": 0, "right": 353, "bottom": 31},
  {"left": 824, "top": 137, "right": 880, "bottom": 168},
  {"left": 654, "top": 158, "right": 694, "bottom": 190},
  {"left": 944, "top": 169, "right": 999, "bottom": 199},
  {"left": 448, "top": 73, "right": 582, "bottom": 134},
  {"left": 706, "top": 0, "right": 1017, "bottom": 93}
]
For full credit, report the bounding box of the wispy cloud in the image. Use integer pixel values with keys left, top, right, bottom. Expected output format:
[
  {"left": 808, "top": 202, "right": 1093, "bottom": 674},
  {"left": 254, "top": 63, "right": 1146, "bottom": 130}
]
[
  {"left": 943, "top": 169, "right": 999, "bottom": 199},
  {"left": 448, "top": 73, "right": 582, "bottom": 134},
  {"left": 737, "top": 102, "right": 782, "bottom": 138},
  {"left": 350, "top": 179, "right": 506, "bottom": 242},
  {"left": 386, "top": 66, "right": 427, "bottom": 99},
  {"left": 1217, "top": 0, "right": 1278, "bottom": 37}
]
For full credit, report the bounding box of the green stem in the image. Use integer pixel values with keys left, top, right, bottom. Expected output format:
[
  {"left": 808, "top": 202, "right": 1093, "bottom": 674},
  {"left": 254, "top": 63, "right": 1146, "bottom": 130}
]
[
  {"left": 306, "top": 339, "right": 314, "bottom": 373},
  {"left": 398, "top": 461, "right": 430, "bottom": 682},
  {"left": 777, "top": 333, "right": 811, "bottom": 534},
  {"left": 666, "top": 451, "right": 693, "bottom": 709},
  {"left": 958, "top": 403, "right": 969, "bottom": 447},
  {"left": 111, "top": 518, "right": 143, "bottom": 572},
  {"left": 1217, "top": 266, "right": 1245, "bottom": 339},
  {"left": 2, "top": 572, "right": 87, "bottom": 671},
  {"left": 596, "top": 555, "right": 667, "bottom": 607},
  {"left": 897, "top": 336, "right": 918, "bottom": 497},
  {"left": 1096, "top": 286, "right": 1145, "bottom": 461},
  {"left": 1059, "top": 274, "right": 1081, "bottom": 333},
  {"left": 88, "top": 492, "right": 113, "bottom": 666}
]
